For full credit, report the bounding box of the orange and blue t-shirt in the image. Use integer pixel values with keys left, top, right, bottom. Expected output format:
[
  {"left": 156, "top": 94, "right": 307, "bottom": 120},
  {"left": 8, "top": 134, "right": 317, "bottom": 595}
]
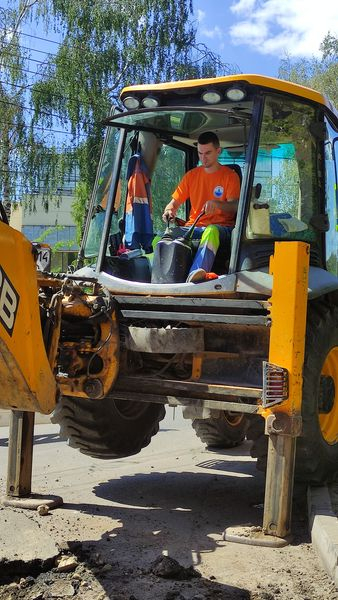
[{"left": 172, "top": 165, "right": 240, "bottom": 227}]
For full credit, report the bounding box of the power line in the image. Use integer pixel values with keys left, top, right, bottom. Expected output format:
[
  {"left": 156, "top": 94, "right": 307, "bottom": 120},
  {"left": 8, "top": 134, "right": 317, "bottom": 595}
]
[
  {"left": 0, "top": 166, "right": 78, "bottom": 177},
  {"left": 20, "top": 30, "right": 61, "bottom": 46},
  {"left": 3, "top": 185, "right": 78, "bottom": 193},
  {"left": 0, "top": 77, "right": 100, "bottom": 112},
  {"left": 0, "top": 137, "right": 80, "bottom": 149},
  {"left": 0, "top": 80, "right": 93, "bottom": 125},
  {"left": 1, "top": 47, "right": 52, "bottom": 66},
  {"left": 0, "top": 77, "right": 40, "bottom": 91},
  {"left": 1, "top": 39, "right": 56, "bottom": 58},
  {"left": 2, "top": 28, "right": 62, "bottom": 46},
  {"left": 3, "top": 189, "right": 77, "bottom": 195},
  {"left": 0, "top": 94, "right": 64, "bottom": 121},
  {"left": 1, "top": 178, "right": 78, "bottom": 186},
  {"left": 0, "top": 118, "right": 84, "bottom": 137},
  {"left": 0, "top": 48, "right": 54, "bottom": 77},
  {"left": 1, "top": 175, "right": 78, "bottom": 184},
  {"left": 0, "top": 63, "right": 53, "bottom": 78},
  {"left": 0, "top": 145, "right": 79, "bottom": 154}
]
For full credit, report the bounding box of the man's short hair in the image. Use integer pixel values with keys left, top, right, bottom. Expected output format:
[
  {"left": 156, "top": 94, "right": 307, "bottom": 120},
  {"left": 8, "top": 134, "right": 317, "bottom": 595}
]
[{"left": 197, "top": 131, "right": 220, "bottom": 148}]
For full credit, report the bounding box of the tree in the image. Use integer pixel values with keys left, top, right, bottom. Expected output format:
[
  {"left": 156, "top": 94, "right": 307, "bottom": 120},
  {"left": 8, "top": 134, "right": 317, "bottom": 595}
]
[
  {"left": 279, "top": 33, "right": 338, "bottom": 106},
  {"left": 1, "top": 1, "right": 237, "bottom": 237},
  {"left": 0, "top": 2, "right": 32, "bottom": 217},
  {"left": 29, "top": 0, "right": 236, "bottom": 235},
  {"left": 0, "top": 1, "right": 77, "bottom": 216}
]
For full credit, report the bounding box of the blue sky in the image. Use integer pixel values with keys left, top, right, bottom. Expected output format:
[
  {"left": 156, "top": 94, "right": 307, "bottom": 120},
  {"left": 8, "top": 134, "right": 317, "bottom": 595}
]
[
  {"left": 4, "top": 0, "right": 338, "bottom": 82},
  {"left": 194, "top": 0, "right": 338, "bottom": 77}
]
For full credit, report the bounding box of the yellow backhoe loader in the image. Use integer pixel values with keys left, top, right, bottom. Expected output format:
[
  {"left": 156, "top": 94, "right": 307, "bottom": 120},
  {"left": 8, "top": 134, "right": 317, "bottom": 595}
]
[{"left": 2, "top": 74, "right": 338, "bottom": 541}]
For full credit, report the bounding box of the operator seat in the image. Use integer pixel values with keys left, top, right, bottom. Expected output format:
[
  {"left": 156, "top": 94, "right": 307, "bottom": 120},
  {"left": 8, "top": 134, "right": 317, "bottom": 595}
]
[
  {"left": 212, "top": 163, "right": 242, "bottom": 274},
  {"left": 226, "top": 163, "right": 242, "bottom": 185}
]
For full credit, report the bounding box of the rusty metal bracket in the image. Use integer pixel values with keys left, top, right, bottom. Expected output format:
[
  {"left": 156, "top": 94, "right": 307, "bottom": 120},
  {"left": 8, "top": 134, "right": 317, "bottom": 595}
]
[{"left": 265, "top": 413, "right": 302, "bottom": 437}]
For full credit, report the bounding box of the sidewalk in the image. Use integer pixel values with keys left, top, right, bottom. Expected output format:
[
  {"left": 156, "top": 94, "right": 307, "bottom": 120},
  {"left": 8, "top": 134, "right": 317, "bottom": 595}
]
[
  {"left": 0, "top": 410, "right": 50, "bottom": 427},
  {"left": 308, "top": 484, "right": 338, "bottom": 587}
]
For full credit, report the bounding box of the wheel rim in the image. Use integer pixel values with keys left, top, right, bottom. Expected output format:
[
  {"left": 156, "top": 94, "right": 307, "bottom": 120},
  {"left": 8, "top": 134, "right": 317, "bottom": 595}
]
[
  {"left": 224, "top": 412, "right": 244, "bottom": 427},
  {"left": 319, "top": 347, "right": 338, "bottom": 444}
]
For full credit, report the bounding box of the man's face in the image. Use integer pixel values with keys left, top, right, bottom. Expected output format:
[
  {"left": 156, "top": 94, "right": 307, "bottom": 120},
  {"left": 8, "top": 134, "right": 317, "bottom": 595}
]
[{"left": 197, "top": 142, "right": 221, "bottom": 169}]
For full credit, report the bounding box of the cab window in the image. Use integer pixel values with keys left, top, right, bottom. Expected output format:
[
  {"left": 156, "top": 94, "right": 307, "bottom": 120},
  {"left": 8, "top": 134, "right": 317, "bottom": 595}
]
[
  {"left": 324, "top": 116, "right": 338, "bottom": 275},
  {"left": 150, "top": 144, "right": 186, "bottom": 232},
  {"left": 247, "top": 94, "right": 320, "bottom": 244}
]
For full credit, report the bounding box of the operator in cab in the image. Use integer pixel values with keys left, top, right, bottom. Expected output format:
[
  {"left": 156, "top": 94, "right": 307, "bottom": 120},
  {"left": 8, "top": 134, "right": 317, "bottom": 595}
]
[{"left": 162, "top": 131, "right": 240, "bottom": 282}]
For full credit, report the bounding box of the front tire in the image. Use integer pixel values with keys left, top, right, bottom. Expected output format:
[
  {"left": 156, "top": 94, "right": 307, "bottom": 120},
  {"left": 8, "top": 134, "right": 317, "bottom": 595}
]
[
  {"left": 248, "top": 301, "right": 338, "bottom": 484},
  {"left": 192, "top": 412, "right": 248, "bottom": 449},
  {"left": 51, "top": 395, "right": 165, "bottom": 459},
  {"left": 296, "top": 302, "right": 338, "bottom": 482}
]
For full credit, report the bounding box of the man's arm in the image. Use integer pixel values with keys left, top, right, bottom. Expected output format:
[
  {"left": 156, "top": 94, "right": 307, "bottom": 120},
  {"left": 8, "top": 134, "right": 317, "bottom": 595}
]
[
  {"left": 204, "top": 198, "right": 239, "bottom": 216},
  {"left": 162, "top": 198, "right": 182, "bottom": 222}
]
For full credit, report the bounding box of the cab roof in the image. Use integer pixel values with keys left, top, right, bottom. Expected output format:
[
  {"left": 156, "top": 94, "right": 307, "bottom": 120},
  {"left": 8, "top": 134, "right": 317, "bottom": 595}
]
[{"left": 121, "top": 73, "right": 336, "bottom": 116}]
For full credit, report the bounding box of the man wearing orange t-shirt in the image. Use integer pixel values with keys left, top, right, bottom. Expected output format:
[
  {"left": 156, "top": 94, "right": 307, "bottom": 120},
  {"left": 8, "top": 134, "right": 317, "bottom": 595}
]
[{"left": 162, "top": 131, "right": 240, "bottom": 282}]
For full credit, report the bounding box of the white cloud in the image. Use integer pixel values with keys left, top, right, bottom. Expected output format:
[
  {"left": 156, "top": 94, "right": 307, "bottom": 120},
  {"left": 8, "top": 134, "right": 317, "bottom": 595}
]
[
  {"left": 197, "top": 9, "right": 206, "bottom": 23},
  {"left": 230, "top": 0, "right": 257, "bottom": 14},
  {"left": 200, "top": 25, "right": 222, "bottom": 40},
  {"left": 229, "top": 0, "right": 338, "bottom": 57}
]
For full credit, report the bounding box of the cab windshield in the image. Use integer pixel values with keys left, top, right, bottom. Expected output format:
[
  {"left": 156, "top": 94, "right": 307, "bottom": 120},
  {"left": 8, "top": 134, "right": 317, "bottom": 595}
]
[
  {"left": 82, "top": 92, "right": 324, "bottom": 276},
  {"left": 84, "top": 104, "right": 252, "bottom": 259}
]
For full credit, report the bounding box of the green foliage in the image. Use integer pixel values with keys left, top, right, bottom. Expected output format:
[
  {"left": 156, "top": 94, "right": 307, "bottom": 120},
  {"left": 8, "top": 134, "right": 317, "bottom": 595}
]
[
  {"left": 0, "top": 5, "right": 29, "bottom": 211},
  {"left": 320, "top": 33, "right": 338, "bottom": 60},
  {"left": 151, "top": 145, "right": 187, "bottom": 232},
  {"left": 270, "top": 159, "right": 300, "bottom": 215},
  {"left": 279, "top": 33, "right": 338, "bottom": 107},
  {"left": 52, "top": 237, "right": 76, "bottom": 252},
  {"left": 34, "top": 224, "right": 76, "bottom": 268},
  {"left": 2, "top": 0, "right": 237, "bottom": 235},
  {"left": 30, "top": 0, "right": 236, "bottom": 223},
  {"left": 71, "top": 179, "right": 91, "bottom": 243},
  {"left": 0, "top": 2, "right": 78, "bottom": 212},
  {"left": 33, "top": 223, "right": 65, "bottom": 243}
]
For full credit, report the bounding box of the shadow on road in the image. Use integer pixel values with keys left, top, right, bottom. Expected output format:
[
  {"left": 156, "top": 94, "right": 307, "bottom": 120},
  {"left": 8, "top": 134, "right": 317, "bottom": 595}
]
[
  {"left": 0, "top": 443, "right": 310, "bottom": 598},
  {"left": 59, "top": 469, "right": 266, "bottom": 568},
  {"left": 53, "top": 465, "right": 306, "bottom": 598},
  {"left": 0, "top": 433, "right": 64, "bottom": 447},
  {"left": 57, "top": 469, "right": 256, "bottom": 599}
]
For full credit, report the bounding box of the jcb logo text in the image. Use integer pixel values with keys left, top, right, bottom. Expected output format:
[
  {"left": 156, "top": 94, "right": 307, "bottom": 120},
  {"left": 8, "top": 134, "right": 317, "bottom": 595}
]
[{"left": 0, "top": 266, "right": 19, "bottom": 336}]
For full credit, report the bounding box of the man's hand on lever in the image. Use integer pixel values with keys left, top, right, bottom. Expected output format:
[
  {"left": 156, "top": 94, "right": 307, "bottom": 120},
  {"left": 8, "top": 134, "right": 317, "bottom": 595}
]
[{"left": 162, "top": 199, "right": 178, "bottom": 222}]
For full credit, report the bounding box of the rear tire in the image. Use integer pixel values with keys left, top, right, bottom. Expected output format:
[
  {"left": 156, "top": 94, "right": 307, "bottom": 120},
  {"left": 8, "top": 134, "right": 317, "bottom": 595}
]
[
  {"left": 51, "top": 395, "right": 165, "bottom": 459},
  {"left": 246, "top": 415, "right": 266, "bottom": 471},
  {"left": 192, "top": 412, "right": 248, "bottom": 449},
  {"left": 296, "top": 302, "right": 338, "bottom": 482},
  {"left": 248, "top": 301, "right": 338, "bottom": 483}
]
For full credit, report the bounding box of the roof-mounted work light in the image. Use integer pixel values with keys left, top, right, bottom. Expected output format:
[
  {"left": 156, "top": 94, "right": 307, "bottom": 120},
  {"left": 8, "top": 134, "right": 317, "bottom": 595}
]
[
  {"left": 201, "top": 89, "right": 222, "bottom": 104},
  {"left": 141, "top": 95, "right": 160, "bottom": 108},
  {"left": 123, "top": 95, "right": 140, "bottom": 110},
  {"left": 225, "top": 86, "right": 246, "bottom": 101}
]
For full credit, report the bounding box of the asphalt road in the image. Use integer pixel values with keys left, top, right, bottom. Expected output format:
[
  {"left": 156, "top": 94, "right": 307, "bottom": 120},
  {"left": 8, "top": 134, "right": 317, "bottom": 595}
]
[{"left": 0, "top": 408, "right": 337, "bottom": 599}]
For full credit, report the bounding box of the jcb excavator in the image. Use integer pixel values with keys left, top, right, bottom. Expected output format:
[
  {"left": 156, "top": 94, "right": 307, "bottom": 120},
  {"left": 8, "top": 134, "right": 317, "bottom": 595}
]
[{"left": 1, "top": 74, "right": 338, "bottom": 540}]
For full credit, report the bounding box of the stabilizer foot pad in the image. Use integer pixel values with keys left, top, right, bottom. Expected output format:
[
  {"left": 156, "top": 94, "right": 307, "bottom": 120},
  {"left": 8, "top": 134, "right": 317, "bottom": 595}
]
[
  {"left": 1, "top": 493, "right": 63, "bottom": 510},
  {"left": 223, "top": 525, "right": 292, "bottom": 547}
]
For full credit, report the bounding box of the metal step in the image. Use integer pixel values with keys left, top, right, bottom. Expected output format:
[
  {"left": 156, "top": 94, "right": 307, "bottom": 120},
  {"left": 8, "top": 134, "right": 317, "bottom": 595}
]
[{"left": 115, "top": 295, "right": 270, "bottom": 325}]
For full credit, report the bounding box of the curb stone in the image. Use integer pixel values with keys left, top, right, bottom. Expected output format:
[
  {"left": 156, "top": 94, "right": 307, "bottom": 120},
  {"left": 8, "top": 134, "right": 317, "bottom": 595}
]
[
  {"left": 0, "top": 410, "right": 50, "bottom": 427},
  {"left": 308, "top": 485, "right": 338, "bottom": 587}
]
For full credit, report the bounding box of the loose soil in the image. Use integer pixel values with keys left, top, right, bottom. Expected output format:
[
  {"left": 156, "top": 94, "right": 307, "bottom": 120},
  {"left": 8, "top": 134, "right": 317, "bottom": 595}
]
[{"left": 0, "top": 418, "right": 337, "bottom": 600}]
